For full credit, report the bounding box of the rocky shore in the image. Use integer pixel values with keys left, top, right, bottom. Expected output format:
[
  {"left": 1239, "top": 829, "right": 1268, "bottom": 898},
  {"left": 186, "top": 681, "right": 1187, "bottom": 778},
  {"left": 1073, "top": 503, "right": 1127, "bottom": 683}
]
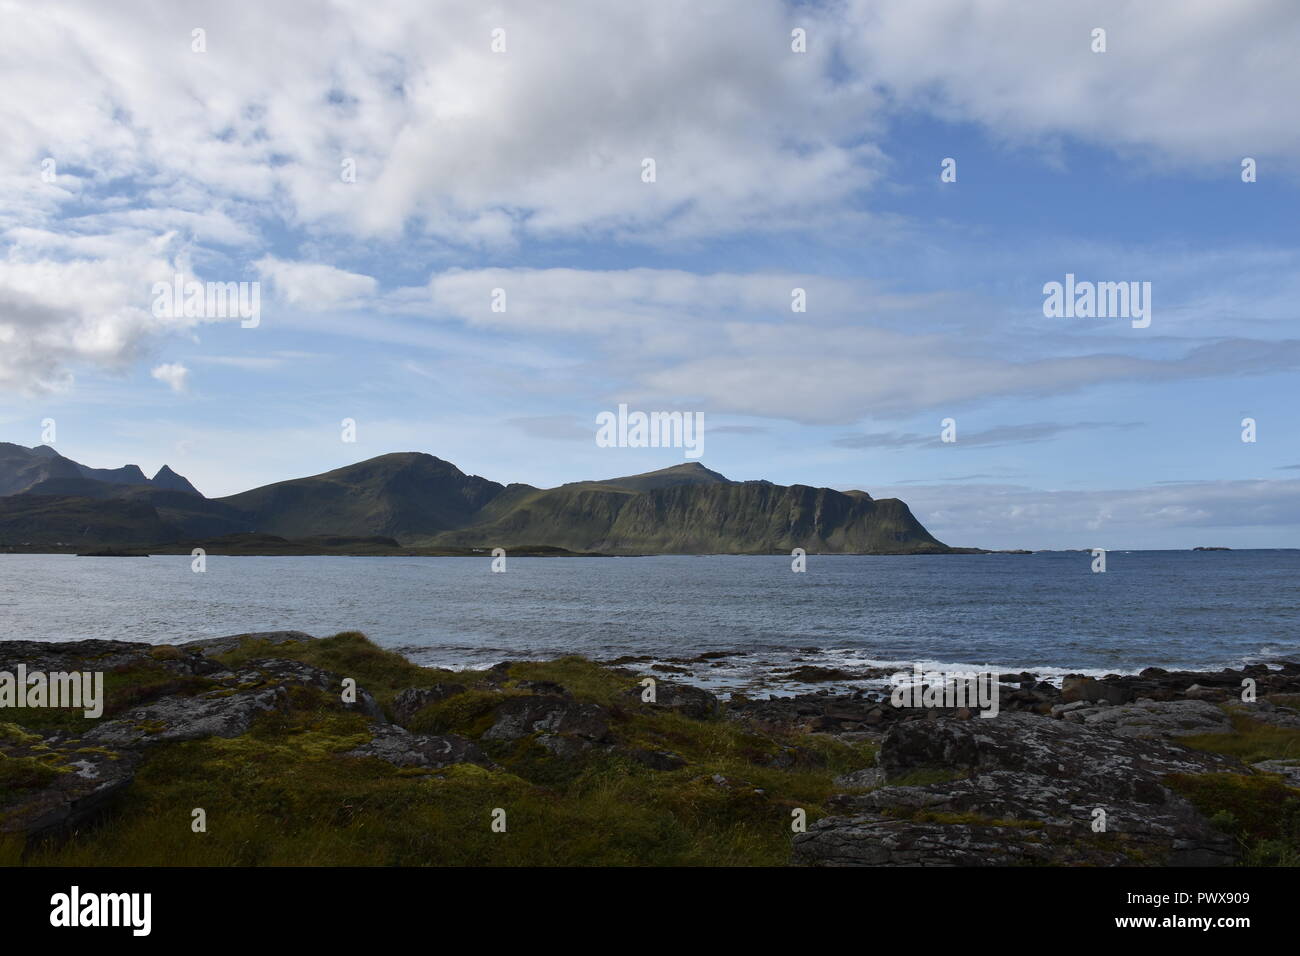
[{"left": 1, "top": 631, "right": 1297, "bottom": 866}]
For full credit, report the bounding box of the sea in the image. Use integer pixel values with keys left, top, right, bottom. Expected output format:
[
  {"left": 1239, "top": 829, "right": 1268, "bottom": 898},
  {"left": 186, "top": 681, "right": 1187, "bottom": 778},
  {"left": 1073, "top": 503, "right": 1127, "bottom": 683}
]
[{"left": 1, "top": 550, "right": 1296, "bottom": 695}]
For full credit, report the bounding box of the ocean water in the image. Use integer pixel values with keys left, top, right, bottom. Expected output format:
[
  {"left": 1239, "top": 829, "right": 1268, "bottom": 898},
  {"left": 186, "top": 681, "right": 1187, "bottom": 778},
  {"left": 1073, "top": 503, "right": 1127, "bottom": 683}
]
[{"left": 0, "top": 551, "right": 1296, "bottom": 694}]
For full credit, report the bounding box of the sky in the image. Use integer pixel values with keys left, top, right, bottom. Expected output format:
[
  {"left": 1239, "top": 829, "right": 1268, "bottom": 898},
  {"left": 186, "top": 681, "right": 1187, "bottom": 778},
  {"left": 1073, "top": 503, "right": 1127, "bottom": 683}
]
[{"left": 1, "top": 0, "right": 1298, "bottom": 550}]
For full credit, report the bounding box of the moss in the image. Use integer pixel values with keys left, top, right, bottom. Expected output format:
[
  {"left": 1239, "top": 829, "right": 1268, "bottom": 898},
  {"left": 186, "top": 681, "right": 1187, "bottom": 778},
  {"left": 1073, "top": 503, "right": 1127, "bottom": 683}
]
[
  {"left": 0, "top": 753, "right": 67, "bottom": 803},
  {"left": 405, "top": 689, "right": 518, "bottom": 737},
  {"left": 14, "top": 633, "right": 888, "bottom": 866},
  {"left": 883, "top": 768, "right": 968, "bottom": 787},
  {"left": 0, "top": 723, "right": 42, "bottom": 746},
  {"left": 507, "top": 656, "right": 637, "bottom": 709},
  {"left": 212, "top": 631, "right": 482, "bottom": 717},
  {"left": 1166, "top": 772, "right": 1300, "bottom": 866},
  {"left": 1180, "top": 712, "right": 1300, "bottom": 764}
]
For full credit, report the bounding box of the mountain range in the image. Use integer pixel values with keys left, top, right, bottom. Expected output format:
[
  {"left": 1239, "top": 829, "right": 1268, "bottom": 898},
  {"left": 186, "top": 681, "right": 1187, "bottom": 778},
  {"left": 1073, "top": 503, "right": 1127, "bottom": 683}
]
[{"left": 0, "top": 443, "right": 952, "bottom": 554}]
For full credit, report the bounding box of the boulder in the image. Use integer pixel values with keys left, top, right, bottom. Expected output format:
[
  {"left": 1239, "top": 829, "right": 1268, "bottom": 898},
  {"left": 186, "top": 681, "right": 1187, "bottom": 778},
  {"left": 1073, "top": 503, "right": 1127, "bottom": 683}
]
[
  {"left": 1060, "top": 676, "right": 1132, "bottom": 705},
  {"left": 625, "top": 680, "right": 720, "bottom": 720}
]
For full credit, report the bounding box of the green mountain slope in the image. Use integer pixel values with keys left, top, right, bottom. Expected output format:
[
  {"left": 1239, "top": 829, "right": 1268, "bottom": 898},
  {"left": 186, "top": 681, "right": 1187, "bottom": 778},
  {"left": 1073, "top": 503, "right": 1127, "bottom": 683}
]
[
  {"left": 427, "top": 471, "right": 944, "bottom": 554},
  {"left": 0, "top": 447, "right": 951, "bottom": 554},
  {"left": 215, "top": 452, "right": 505, "bottom": 538}
]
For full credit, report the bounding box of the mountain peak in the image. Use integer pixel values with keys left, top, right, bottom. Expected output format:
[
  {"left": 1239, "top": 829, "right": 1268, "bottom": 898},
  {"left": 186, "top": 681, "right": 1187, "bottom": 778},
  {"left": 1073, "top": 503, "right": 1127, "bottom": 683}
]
[
  {"left": 593, "top": 461, "right": 732, "bottom": 492},
  {"left": 151, "top": 465, "right": 202, "bottom": 496}
]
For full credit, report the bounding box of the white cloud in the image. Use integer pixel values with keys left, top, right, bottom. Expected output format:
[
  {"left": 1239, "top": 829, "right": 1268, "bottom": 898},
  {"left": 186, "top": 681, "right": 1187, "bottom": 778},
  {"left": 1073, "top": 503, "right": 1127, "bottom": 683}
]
[
  {"left": 151, "top": 362, "right": 189, "bottom": 392},
  {"left": 255, "top": 257, "right": 377, "bottom": 310},
  {"left": 842, "top": 0, "right": 1300, "bottom": 168},
  {"left": 1, "top": 0, "right": 1298, "bottom": 396}
]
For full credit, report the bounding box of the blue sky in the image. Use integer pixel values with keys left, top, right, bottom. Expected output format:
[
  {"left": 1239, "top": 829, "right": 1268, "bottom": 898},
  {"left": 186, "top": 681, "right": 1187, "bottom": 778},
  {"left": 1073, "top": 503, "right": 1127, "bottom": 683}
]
[{"left": 2, "top": 0, "right": 1299, "bottom": 549}]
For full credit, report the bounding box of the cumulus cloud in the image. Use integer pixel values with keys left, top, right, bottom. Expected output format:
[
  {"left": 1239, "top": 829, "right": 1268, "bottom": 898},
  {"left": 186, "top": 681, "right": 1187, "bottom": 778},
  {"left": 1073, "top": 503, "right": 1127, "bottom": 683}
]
[
  {"left": 151, "top": 362, "right": 190, "bottom": 392},
  {"left": 2, "top": 0, "right": 1297, "bottom": 396},
  {"left": 0, "top": 231, "right": 204, "bottom": 392}
]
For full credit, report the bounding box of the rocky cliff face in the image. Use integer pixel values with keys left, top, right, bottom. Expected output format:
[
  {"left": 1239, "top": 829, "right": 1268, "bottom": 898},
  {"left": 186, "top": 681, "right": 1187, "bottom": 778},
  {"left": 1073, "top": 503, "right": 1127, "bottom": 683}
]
[
  {"left": 0, "top": 448, "right": 949, "bottom": 554},
  {"left": 596, "top": 482, "right": 943, "bottom": 553}
]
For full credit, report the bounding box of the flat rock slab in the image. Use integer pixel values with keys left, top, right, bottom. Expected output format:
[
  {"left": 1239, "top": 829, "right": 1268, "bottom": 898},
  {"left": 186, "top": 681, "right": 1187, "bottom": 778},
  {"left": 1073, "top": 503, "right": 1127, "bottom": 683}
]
[
  {"left": 1059, "top": 699, "right": 1233, "bottom": 738},
  {"left": 795, "top": 712, "right": 1244, "bottom": 867}
]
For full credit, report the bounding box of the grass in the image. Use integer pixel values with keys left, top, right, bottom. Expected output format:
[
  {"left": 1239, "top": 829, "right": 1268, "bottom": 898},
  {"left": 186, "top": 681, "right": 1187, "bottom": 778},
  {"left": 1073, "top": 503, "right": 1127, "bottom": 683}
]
[
  {"left": 1166, "top": 772, "right": 1300, "bottom": 866},
  {"left": 11, "top": 632, "right": 1292, "bottom": 867},
  {"left": 1180, "top": 710, "right": 1300, "bottom": 764},
  {"left": 5, "top": 633, "right": 877, "bottom": 867}
]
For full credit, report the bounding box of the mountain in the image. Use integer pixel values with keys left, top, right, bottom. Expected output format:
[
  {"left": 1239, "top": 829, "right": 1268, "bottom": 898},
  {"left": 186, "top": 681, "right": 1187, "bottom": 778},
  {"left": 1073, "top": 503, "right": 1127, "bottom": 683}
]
[
  {"left": 0, "top": 444, "right": 201, "bottom": 497},
  {"left": 151, "top": 465, "right": 201, "bottom": 495},
  {"left": 0, "top": 443, "right": 82, "bottom": 495},
  {"left": 216, "top": 452, "right": 505, "bottom": 538},
  {"left": 588, "top": 461, "right": 731, "bottom": 493},
  {"left": 0, "top": 448, "right": 951, "bottom": 554},
  {"left": 425, "top": 468, "right": 943, "bottom": 554}
]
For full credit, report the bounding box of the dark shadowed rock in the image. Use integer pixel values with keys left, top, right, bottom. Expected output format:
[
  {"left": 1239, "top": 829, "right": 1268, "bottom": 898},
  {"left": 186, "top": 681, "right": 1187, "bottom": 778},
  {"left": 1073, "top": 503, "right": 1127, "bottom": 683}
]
[
  {"left": 0, "top": 732, "right": 140, "bottom": 845},
  {"left": 1060, "top": 676, "right": 1132, "bottom": 705}
]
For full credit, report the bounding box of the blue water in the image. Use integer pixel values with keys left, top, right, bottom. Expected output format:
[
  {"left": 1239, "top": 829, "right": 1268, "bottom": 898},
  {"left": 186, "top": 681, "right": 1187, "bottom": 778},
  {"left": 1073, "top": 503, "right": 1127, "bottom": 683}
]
[{"left": 0, "top": 551, "right": 1296, "bottom": 693}]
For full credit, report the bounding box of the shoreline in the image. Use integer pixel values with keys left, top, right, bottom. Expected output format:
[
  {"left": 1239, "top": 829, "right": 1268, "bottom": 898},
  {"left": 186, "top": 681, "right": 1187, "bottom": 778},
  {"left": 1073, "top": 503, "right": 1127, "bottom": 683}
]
[{"left": 2, "top": 630, "right": 1297, "bottom": 867}]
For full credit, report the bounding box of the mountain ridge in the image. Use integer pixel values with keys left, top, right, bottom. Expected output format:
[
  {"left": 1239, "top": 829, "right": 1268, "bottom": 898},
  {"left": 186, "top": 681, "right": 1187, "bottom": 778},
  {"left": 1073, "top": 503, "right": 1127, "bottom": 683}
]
[{"left": 0, "top": 446, "right": 952, "bottom": 554}]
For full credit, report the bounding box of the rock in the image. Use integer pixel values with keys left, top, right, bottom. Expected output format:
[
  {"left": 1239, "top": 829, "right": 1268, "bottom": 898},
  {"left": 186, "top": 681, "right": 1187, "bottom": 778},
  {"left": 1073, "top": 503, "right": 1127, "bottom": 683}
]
[
  {"left": 481, "top": 695, "right": 610, "bottom": 743},
  {"left": 0, "top": 649, "right": 388, "bottom": 848},
  {"left": 392, "top": 684, "right": 465, "bottom": 726},
  {"left": 514, "top": 680, "right": 571, "bottom": 696},
  {"left": 344, "top": 725, "right": 490, "bottom": 769},
  {"left": 82, "top": 683, "right": 288, "bottom": 747},
  {"left": 626, "top": 680, "right": 720, "bottom": 719},
  {"left": 879, "top": 710, "right": 1239, "bottom": 782},
  {"left": 794, "top": 712, "right": 1243, "bottom": 867},
  {"left": 0, "top": 738, "right": 140, "bottom": 846},
  {"left": 1226, "top": 700, "right": 1300, "bottom": 730},
  {"left": 1060, "top": 699, "right": 1232, "bottom": 738},
  {"left": 833, "top": 767, "right": 885, "bottom": 789},
  {"left": 79, "top": 658, "right": 385, "bottom": 747},
  {"left": 1060, "top": 676, "right": 1132, "bottom": 705}
]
